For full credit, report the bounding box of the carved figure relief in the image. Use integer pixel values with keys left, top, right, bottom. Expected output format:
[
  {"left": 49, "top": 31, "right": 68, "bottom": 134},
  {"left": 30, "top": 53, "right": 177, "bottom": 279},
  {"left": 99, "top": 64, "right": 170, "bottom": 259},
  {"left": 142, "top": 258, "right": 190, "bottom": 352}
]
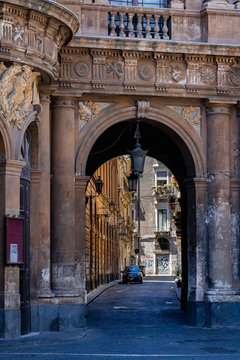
[
  {"left": 36, "top": 31, "right": 44, "bottom": 52},
  {"left": 78, "top": 101, "right": 113, "bottom": 133},
  {"left": 106, "top": 62, "right": 124, "bottom": 79},
  {"left": 0, "top": 63, "right": 40, "bottom": 129},
  {"left": 13, "top": 23, "right": 25, "bottom": 44},
  {"left": 138, "top": 64, "right": 154, "bottom": 80},
  {"left": 230, "top": 66, "right": 240, "bottom": 86},
  {"left": 200, "top": 67, "right": 215, "bottom": 84},
  {"left": 170, "top": 65, "right": 185, "bottom": 82},
  {"left": 74, "top": 61, "right": 90, "bottom": 77}
]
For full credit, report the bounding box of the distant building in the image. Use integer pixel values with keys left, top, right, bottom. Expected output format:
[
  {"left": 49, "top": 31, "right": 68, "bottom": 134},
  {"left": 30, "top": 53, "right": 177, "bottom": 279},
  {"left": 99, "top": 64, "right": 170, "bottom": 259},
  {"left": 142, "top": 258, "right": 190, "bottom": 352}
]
[{"left": 135, "top": 157, "right": 181, "bottom": 276}]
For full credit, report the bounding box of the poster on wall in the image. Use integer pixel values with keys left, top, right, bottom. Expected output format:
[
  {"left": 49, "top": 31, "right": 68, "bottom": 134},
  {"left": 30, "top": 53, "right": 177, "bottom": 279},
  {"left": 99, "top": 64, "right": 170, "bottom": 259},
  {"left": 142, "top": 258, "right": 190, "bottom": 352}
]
[{"left": 5, "top": 216, "right": 24, "bottom": 264}]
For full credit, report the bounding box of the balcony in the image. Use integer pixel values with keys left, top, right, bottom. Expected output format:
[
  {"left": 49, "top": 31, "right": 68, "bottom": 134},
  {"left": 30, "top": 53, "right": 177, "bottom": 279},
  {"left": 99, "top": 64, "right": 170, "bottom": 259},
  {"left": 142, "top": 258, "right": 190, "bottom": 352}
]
[
  {"left": 152, "top": 184, "right": 173, "bottom": 199},
  {"left": 108, "top": 10, "right": 170, "bottom": 39},
  {"left": 79, "top": 3, "right": 173, "bottom": 41}
]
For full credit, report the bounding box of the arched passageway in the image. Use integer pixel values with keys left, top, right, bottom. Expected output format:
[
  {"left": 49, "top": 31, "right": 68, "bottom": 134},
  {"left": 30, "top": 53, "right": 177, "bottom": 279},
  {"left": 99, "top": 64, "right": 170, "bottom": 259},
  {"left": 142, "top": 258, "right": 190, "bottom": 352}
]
[{"left": 83, "top": 117, "right": 199, "bottom": 312}]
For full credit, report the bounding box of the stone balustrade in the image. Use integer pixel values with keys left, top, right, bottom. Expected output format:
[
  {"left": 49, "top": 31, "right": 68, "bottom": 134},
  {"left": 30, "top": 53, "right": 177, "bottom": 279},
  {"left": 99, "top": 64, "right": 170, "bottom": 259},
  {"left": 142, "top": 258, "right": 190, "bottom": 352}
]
[{"left": 108, "top": 7, "right": 170, "bottom": 39}]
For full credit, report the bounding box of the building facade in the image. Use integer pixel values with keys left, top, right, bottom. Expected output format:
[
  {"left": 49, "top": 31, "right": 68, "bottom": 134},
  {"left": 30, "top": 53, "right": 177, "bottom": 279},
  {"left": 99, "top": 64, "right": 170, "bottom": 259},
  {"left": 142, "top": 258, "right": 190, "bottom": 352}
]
[
  {"left": 138, "top": 157, "right": 181, "bottom": 276},
  {"left": 85, "top": 159, "right": 120, "bottom": 293},
  {"left": 1, "top": 0, "right": 240, "bottom": 338}
]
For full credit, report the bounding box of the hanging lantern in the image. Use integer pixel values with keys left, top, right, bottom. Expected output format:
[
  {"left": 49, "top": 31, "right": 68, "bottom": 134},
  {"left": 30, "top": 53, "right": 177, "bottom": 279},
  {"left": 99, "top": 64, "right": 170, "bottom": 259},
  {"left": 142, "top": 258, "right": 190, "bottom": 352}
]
[
  {"left": 129, "top": 123, "right": 148, "bottom": 174},
  {"left": 127, "top": 172, "right": 138, "bottom": 192},
  {"left": 95, "top": 176, "right": 104, "bottom": 194}
]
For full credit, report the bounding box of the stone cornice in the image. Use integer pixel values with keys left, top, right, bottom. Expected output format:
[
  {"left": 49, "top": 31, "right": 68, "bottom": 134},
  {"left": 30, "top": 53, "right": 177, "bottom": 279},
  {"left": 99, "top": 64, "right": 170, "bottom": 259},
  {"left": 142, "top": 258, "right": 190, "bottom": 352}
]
[{"left": 71, "top": 38, "right": 240, "bottom": 57}]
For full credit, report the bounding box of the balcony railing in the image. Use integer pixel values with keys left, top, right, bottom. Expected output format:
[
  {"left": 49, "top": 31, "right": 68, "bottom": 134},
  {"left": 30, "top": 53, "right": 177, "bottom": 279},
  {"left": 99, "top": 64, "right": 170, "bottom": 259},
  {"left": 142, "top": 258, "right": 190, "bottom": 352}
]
[
  {"left": 108, "top": 10, "right": 170, "bottom": 39},
  {"left": 109, "top": 0, "right": 168, "bottom": 8}
]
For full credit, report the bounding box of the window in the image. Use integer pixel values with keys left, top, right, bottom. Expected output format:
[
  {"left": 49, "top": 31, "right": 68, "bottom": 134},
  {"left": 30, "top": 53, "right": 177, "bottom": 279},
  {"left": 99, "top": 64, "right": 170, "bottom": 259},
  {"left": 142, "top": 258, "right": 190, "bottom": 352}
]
[
  {"left": 156, "top": 170, "right": 167, "bottom": 187},
  {"left": 157, "top": 209, "right": 167, "bottom": 231},
  {"left": 157, "top": 237, "right": 170, "bottom": 250}
]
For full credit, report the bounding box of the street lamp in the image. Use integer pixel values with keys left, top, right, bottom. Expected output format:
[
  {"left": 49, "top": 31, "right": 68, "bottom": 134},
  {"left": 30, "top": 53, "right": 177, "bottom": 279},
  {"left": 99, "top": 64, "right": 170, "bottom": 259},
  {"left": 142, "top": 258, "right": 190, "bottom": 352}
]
[
  {"left": 127, "top": 172, "right": 138, "bottom": 192},
  {"left": 95, "top": 176, "right": 104, "bottom": 194},
  {"left": 128, "top": 123, "right": 148, "bottom": 265}
]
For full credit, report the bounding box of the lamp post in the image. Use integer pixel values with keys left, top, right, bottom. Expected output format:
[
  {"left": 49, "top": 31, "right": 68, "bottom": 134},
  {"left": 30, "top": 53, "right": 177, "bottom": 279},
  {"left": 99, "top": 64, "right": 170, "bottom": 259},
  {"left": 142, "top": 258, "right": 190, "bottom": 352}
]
[{"left": 128, "top": 123, "right": 148, "bottom": 265}]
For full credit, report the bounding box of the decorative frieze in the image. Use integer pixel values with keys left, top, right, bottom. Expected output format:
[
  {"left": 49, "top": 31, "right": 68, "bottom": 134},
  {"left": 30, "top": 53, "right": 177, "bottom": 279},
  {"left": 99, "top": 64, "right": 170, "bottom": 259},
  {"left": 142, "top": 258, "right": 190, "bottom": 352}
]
[{"left": 59, "top": 48, "right": 240, "bottom": 97}]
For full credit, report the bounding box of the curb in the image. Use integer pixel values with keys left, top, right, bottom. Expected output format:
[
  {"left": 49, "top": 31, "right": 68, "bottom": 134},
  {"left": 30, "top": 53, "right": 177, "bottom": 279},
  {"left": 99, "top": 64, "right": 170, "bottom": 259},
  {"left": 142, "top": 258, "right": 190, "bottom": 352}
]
[{"left": 87, "top": 280, "right": 120, "bottom": 305}]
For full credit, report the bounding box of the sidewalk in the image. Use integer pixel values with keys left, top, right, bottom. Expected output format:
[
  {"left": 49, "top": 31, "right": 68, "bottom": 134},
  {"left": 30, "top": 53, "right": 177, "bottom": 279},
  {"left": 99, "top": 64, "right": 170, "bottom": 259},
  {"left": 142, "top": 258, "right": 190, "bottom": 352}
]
[{"left": 87, "top": 280, "right": 121, "bottom": 305}]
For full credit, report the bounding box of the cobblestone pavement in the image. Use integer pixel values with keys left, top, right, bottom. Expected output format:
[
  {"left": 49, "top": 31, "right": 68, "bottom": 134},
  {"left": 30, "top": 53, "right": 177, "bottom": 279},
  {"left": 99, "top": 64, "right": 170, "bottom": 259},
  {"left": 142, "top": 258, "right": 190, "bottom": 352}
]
[{"left": 0, "top": 277, "right": 240, "bottom": 359}]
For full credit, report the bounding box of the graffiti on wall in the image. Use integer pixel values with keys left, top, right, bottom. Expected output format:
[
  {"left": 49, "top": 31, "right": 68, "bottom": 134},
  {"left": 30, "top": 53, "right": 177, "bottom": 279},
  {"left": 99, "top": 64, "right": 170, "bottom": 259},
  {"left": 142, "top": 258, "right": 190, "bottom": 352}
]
[{"left": 140, "top": 255, "right": 153, "bottom": 272}]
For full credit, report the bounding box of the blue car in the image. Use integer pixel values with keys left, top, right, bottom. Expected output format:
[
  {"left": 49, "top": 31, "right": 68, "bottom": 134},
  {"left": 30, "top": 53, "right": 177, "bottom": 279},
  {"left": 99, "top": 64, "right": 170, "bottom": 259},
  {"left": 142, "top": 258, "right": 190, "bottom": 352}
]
[{"left": 122, "top": 266, "right": 143, "bottom": 284}]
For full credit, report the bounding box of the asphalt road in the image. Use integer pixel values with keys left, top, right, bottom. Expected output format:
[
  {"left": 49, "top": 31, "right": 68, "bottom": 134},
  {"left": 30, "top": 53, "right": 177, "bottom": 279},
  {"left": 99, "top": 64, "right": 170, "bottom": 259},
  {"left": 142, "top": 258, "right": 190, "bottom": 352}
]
[{"left": 1, "top": 277, "right": 240, "bottom": 359}]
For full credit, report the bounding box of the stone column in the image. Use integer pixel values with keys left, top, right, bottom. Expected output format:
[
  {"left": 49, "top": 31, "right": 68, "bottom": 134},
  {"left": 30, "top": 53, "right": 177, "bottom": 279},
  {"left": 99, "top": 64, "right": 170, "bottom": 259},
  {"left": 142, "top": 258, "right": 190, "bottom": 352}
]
[
  {"left": 37, "top": 93, "right": 53, "bottom": 298},
  {"left": 51, "top": 97, "right": 77, "bottom": 296},
  {"left": 185, "top": 177, "right": 208, "bottom": 326},
  {"left": 75, "top": 175, "right": 90, "bottom": 301},
  {"left": 202, "top": 0, "right": 234, "bottom": 8},
  {"left": 205, "top": 102, "right": 234, "bottom": 299},
  {"left": 0, "top": 160, "right": 25, "bottom": 338}
]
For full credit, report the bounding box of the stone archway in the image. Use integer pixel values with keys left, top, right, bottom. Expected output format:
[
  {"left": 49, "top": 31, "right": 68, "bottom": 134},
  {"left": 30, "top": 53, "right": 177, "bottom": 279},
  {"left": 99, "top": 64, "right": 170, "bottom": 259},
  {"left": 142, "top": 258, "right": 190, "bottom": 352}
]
[
  {"left": 75, "top": 103, "right": 206, "bottom": 177},
  {"left": 75, "top": 102, "right": 207, "bottom": 325}
]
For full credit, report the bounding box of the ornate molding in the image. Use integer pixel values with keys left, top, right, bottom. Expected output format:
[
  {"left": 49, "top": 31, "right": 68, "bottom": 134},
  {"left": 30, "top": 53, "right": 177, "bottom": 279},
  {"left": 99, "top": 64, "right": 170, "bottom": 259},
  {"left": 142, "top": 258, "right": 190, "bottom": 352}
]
[
  {"left": 0, "top": 1, "right": 79, "bottom": 80},
  {"left": 78, "top": 101, "right": 113, "bottom": 133},
  {"left": 59, "top": 49, "right": 240, "bottom": 98},
  {"left": 136, "top": 101, "right": 150, "bottom": 119}
]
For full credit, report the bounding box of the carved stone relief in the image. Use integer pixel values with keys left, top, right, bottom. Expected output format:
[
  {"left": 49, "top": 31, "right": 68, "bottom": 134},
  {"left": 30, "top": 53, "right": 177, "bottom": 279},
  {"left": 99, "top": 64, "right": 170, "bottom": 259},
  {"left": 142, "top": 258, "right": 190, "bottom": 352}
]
[
  {"left": 138, "top": 64, "right": 154, "bottom": 81},
  {"left": 106, "top": 61, "right": 124, "bottom": 80},
  {"left": 78, "top": 101, "right": 113, "bottom": 133},
  {"left": 170, "top": 65, "right": 185, "bottom": 82},
  {"left": 230, "top": 66, "right": 240, "bottom": 86},
  {"left": 136, "top": 101, "right": 150, "bottom": 118},
  {"left": 74, "top": 61, "right": 90, "bottom": 77},
  {"left": 0, "top": 63, "right": 40, "bottom": 129},
  {"left": 169, "top": 106, "right": 201, "bottom": 134},
  {"left": 200, "top": 67, "right": 216, "bottom": 84},
  {"left": 13, "top": 23, "right": 25, "bottom": 44}
]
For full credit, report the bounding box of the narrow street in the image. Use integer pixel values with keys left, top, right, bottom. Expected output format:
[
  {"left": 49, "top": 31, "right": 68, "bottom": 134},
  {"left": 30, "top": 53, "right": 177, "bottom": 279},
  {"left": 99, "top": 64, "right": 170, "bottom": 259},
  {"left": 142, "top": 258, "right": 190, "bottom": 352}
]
[{"left": 1, "top": 278, "right": 240, "bottom": 359}]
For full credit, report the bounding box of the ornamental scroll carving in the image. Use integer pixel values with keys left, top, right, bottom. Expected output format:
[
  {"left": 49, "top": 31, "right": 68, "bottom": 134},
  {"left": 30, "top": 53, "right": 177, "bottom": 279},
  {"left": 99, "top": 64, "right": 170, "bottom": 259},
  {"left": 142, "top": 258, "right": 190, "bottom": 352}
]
[
  {"left": 78, "top": 101, "right": 113, "bottom": 133},
  {"left": 169, "top": 105, "right": 201, "bottom": 134},
  {"left": 0, "top": 63, "right": 40, "bottom": 129}
]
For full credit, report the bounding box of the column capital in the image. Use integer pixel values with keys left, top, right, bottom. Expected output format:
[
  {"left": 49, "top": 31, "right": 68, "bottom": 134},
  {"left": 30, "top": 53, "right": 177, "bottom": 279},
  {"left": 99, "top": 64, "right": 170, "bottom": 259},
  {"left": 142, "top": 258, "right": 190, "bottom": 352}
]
[
  {"left": 184, "top": 177, "right": 208, "bottom": 191},
  {"left": 52, "top": 96, "right": 75, "bottom": 109},
  {"left": 0, "top": 159, "right": 25, "bottom": 176},
  {"left": 40, "top": 92, "right": 51, "bottom": 104},
  {"left": 204, "top": 99, "right": 236, "bottom": 115},
  {"left": 75, "top": 175, "right": 90, "bottom": 191}
]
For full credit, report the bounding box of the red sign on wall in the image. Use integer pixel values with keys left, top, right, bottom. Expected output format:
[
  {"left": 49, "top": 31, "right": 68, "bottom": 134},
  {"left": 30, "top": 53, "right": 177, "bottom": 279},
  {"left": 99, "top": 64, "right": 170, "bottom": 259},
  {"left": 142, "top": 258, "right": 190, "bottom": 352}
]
[{"left": 6, "top": 217, "right": 24, "bottom": 264}]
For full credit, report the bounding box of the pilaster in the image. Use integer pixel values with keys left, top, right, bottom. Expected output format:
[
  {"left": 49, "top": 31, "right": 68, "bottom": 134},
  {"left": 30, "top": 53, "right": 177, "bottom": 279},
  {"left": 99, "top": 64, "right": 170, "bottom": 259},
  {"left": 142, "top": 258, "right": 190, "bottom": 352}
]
[
  {"left": 75, "top": 176, "right": 90, "bottom": 302},
  {"left": 35, "top": 93, "right": 54, "bottom": 299}
]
